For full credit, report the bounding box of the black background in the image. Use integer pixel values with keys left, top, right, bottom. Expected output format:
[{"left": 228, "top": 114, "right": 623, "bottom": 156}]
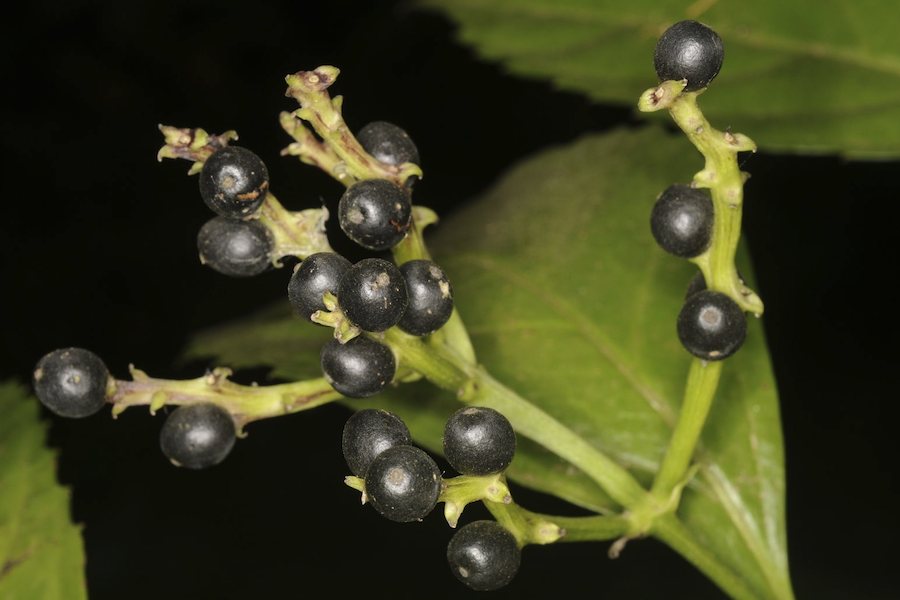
[{"left": 1, "top": 1, "right": 894, "bottom": 598}]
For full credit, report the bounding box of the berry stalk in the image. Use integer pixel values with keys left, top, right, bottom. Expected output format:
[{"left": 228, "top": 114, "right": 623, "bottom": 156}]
[
  {"left": 108, "top": 366, "right": 342, "bottom": 432},
  {"left": 283, "top": 67, "right": 422, "bottom": 188},
  {"left": 639, "top": 81, "right": 763, "bottom": 506}
]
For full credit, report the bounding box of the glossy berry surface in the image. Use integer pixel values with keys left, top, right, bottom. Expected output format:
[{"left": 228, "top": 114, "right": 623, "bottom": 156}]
[
  {"left": 320, "top": 336, "right": 396, "bottom": 399},
  {"left": 287, "top": 252, "right": 352, "bottom": 321},
  {"left": 33, "top": 348, "right": 109, "bottom": 418},
  {"left": 337, "top": 258, "right": 408, "bottom": 333},
  {"left": 357, "top": 121, "right": 420, "bottom": 167},
  {"left": 447, "top": 520, "right": 521, "bottom": 591},
  {"left": 397, "top": 260, "right": 454, "bottom": 336},
  {"left": 364, "top": 445, "right": 442, "bottom": 523},
  {"left": 654, "top": 20, "right": 724, "bottom": 92},
  {"left": 199, "top": 146, "right": 269, "bottom": 218},
  {"left": 676, "top": 290, "right": 747, "bottom": 361},
  {"left": 338, "top": 178, "right": 411, "bottom": 251},
  {"left": 342, "top": 409, "right": 412, "bottom": 477},
  {"left": 159, "top": 402, "right": 236, "bottom": 469},
  {"left": 443, "top": 406, "right": 516, "bottom": 476},
  {"left": 197, "top": 216, "right": 274, "bottom": 277},
  {"left": 650, "top": 184, "right": 714, "bottom": 258}
]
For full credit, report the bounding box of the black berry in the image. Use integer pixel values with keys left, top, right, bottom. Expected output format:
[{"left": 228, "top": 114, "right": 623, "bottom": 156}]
[
  {"left": 159, "top": 402, "right": 236, "bottom": 469},
  {"left": 338, "top": 179, "right": 412, "bottom": 251},
  {"left": 199, "top": 146, "right": 269, "bottom": 218},
  {"left": 320, "top": 336, "right": 396, "bottom": 399},
  {"left": 337, "top": 258, "right": 408, "bottom": 333},
  {"left": 287, "top": 252, "right": 352, "bottom": 322},
  {"left": 33, "top": 348, "right": 110, "bottom": 418},
  {"left": 654, "top": 20, "right": 724, "bottom": 92},
  {"left": 342, "top": 409, "right": 412, "bottom": 477},
  {"left": 397, "top": 260, "right": 454, "bottom": 336},
  {"left": 197, "top": 216, "right": 274, "bottom": 277},
  {"left": 650, "top": 184, "right": 714, "bottom": 258},
  {"left": 447, "top": 520, "right": 521, "bottom": 591},
  {"left": 676, "top": 290, "right": 747, "bottom": 361},
  {"left": 364, "top": 445, "right": 442, "bottom": 523},
  {"left": 443, "top": 406, "right": 516, "bottom": 476},
  {"left": 357, "top": 121, "right": 420, "bottom": 167}
]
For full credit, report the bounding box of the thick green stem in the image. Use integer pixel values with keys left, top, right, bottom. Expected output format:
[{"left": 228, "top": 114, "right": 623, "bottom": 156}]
[
  {"left": 651, "top": 359, "right": 722, "bottom": 503},
  {"left": 384, "top": 329, "right": 650, "bottom": 514}
]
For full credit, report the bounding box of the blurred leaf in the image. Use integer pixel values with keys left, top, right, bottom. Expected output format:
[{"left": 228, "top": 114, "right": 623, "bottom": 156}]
[
  {"left": 419, "top": 0, "right": 900, "bottom": 158},
  {"left": 189, "top": 126, "right": 788, "bottom": 598},
  {"left": 0, "top": 381, "right": 87, "bottom": 600}
]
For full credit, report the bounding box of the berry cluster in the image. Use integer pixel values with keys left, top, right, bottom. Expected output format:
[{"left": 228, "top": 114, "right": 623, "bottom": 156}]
[
  {"left": 342, "top": 407, "right": 521, "bottom": 590},
  {"left": 197, "top": 146, "right": 276, "bottom": 277},
  {"left": 283, "top": 123, "right": 454, "bottom": 398},
  {"left": 649, "top": 23, "right": 748, "bottom": 362}
]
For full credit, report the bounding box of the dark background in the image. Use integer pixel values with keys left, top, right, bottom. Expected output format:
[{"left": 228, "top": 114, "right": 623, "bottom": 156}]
[{"left": 1, "top": 1, "right": 894, "bottom": 598}]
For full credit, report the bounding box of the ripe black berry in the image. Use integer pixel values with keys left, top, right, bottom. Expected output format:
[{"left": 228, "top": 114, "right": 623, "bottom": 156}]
[
  {"left": 654, "top": 20, "right": 724, "bottom": 92},
  {"left": 199, "top": 146, "right": 269, "bottom": 218},
  {"left": 159, "top": 402, "right": 236, "bottom": 469},
  {"left": 287, "top": 252, "right": 352, "bottom": 321},
  {"left": 33, "top": 348, "right": 110, "bottom": 418},
  {"left": 337, "top": 258, "right": 408, "bottom": 333},
  {"left": 650, "top": 184, "right": 714, "bottom": 258},
  {"left": 320, "top": 336, "right": 396, "bottom": 399},
  {"left": 357, "top": 121, "right": 420, "bottom": 167},
  {"left": 338, "top": 179, "right": 411, "bottom": 251},
  {"left": 397, "top": 260, "right": 454, "bottom": 336},
  {"left": 197, "top": 216, "right": 274, "bottom": 277},
  {"left": 364, "top": 445, "right": 442, "bottom": 523},
  {"left": 447, "top": 520, "right": 521, "bottom": 591},
  {"left": 342, "top": 409, "right": 412, "bottom": 477},
  {"left": 443, "top": 406, "right": 516, "bottom": 476},
  {"left": 676, "top": 289, "right": 747, "bottom": 361}
]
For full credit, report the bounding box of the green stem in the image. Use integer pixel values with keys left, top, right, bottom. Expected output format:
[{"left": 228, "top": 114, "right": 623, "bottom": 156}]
[
  {"left": 284, "top": 67, "right": 422, "bottom": 188},
  {"left": 654, "top": 515, "right": 763, "bottom": 600},
  {"left": 257, "top": 191, "right": 333, "bottom": 262},
  {"left": 651, "top": 359, "right": 722, "bottom": 503},
  {"left": 384, "top": 329, "right": 650, "bottom": 514},
  {"left": 108, "top": 366, "right": 341, "bottom": 432}
]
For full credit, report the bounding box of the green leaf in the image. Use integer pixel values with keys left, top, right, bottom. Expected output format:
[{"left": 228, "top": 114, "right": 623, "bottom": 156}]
[
  {"left": 0, "top": 381, "right": 88, "bottom": 600},
  {"left": 189, "top": 126, "right": 788, "bottom": 599},
  {"left": 419, "top": 0, "right": 900, "bottom": 158}
]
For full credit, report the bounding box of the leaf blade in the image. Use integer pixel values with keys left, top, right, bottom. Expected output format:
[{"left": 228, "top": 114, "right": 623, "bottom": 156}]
[
  {"left": 420, "top": 0, "right": 900, "bottom": 158},
  {"left": 0, "top": 381, "right": 88, "bottom": 600}
]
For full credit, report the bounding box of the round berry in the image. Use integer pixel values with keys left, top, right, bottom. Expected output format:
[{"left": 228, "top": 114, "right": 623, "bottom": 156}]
[
  {"left": 357, "top": 121, "right": 420, "bottom": 167},
  {"left": 342, "top": 409, "right": 411, "bottom": 477},
  {"left": 287, "top": 252, "right": 352, "bottom": 322},
  {"left": 447, "top": 520, "right": 521, "bottom": 591},
  {"left": 676, "top": 290, "right": 747, "bottom": 361},
  {"left": 159, "top": 402, "right": 236, "bottom": 469},
  {"left": 199, "top": 146, "right": 269, "bottom": 218},
  {"left": 443, "top": 406, "right": 516, "bottom": 476},
  {"left": 33, "top": 348, "right": 110, "bottom": 418},
  {"left": 653, "top": 20, "right": 724, "bottom": 92},
  {"left": 650, "top": 184, "right": 714, "bottom": 258},
  {"left": 338, "top": 179, "right": 412, "bottom": 251},
  {"left": 364, "top": 445, "right": 442, "bottom": 523},
  {"left": 197, "top": 216, "right": 274, "bottom": 277},
  {"left": 397, "top": 260, "right": 454, "bottom": 336},
  {"left": 337, "top": 258, "right": 408, "bottom": 333},
  {"left": 320, "top": 336, "right": 396, "bottom": 399}
]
